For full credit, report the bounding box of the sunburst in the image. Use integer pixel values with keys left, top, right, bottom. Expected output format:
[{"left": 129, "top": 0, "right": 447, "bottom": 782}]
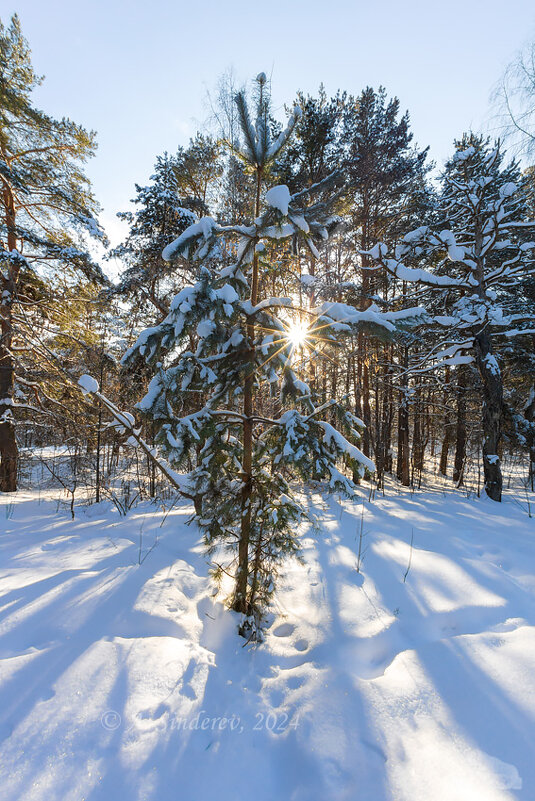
[
  {"left": 254, "top": 307, "right": 346, "bottom": 377},
  {"left": 285, "top": 319, "right": 310, "bottom": 350}
]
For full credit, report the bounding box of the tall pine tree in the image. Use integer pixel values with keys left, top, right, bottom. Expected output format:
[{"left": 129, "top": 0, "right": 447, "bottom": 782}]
[{"left": 0, "top": 14, "right": 106, "bottom": 491}]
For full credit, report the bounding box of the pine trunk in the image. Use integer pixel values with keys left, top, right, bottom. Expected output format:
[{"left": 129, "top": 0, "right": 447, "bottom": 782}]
[
  {"left": 438, "top": 368, "right": 450, "bottom": 475},
  {"left": 396, "top": 347, "right": 410, "bottom": 486},
  {"left": 471, "top": 216, "right": 503, "bottom": 502},
  {"left": 528, "top": 337, "right": 535, "bottom": 491},
  {"left": 0, "top": 332, "right": 17, "bottom": 492},
  {"left": 0, "top": 184, "right": 19, "bottom": 492},
  {"left": 453, "top": 365, "right": 467, "bottom": 486},
  {"left": 411, "top": 367, "right": 425, "bottom": 485},
  {"left": 474, "top": 330, "right": 503, "bottom": 501},
  {"left": 526, "top": 393, "right": 535, "bottom": 492},
  {"left": 438, "top": 429, "right": 452, "bottom": 476},
  {"left": 359, "top": 216, "right": 371, "bottom": 458},
  {"left": 384, "top": 345, "right": 394, "bottom": 474},
  {"left": 360, "top": 335, "right": 371, "bottom": 458},
  {"left": 232, "top": 167, "right": 262, "bottom": 614}
]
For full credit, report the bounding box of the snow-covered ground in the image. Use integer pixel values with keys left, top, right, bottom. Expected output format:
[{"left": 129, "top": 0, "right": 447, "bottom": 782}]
[{"left": 1, "top": 484, "right": 534, "bottom": 800}]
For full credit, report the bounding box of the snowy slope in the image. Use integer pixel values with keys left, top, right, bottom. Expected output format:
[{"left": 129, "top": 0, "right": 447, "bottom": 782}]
[{"left": 0, "top": 486, "right": 534, "bottom": 801}]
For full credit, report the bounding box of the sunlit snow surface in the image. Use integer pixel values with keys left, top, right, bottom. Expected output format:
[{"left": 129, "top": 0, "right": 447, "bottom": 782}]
[{"left": 1, "top": 484, "right": 534, "bottom": 800}]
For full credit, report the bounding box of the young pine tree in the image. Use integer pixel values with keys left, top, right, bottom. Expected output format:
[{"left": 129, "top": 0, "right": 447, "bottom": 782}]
[{"left": 119, "top": 75, "right": 416, "bottom": 636}]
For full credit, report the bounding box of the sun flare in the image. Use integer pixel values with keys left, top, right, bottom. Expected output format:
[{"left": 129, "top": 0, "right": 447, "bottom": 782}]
[{"left": 286, "top": 320, "right": 310, "bottom": 349}]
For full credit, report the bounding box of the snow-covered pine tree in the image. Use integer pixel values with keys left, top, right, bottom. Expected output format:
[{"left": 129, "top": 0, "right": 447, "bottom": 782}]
[
  {"left": 367, "top": 136, "right": 535, "bottom": 501},
  {"left": 500, "top": 167, "right": 535, "bottom": 488},
  {"left": 120, "top": 74, "right": 422, "bottom": 636},
  {"left": 109, "top": 153, "right": 204, "bottom": 320},
  {"left": 0, "top": 14, "right": 107, "bottom": 491}
]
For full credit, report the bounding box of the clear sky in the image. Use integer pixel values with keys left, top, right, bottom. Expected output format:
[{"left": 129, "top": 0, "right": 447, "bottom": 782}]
[{"left": 7, "top": 0, "right": 535, "bottom": 246}]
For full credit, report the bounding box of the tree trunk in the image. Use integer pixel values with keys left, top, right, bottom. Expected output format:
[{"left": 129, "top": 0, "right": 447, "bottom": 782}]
[
  {"left": 359, "top": 333, "right": 371, "bottom": 458},
  {"left": 413, "top": 387, "right": 427, "bottom": 475},
  {"left": 438, "top": 367, "right": 451, "bottom": 476},
  {"left": 474, "top": 330, "right": 503, "bottom": 501},
  {"left": 411, "top": 368, "right": 425, "bottom": 485},
  {"left": 0, "top": 336, "right": 17, "bottom": 492},
  {"left": 396, "top": 347, "right": 410, "bottom": 486},
  {"left": 527, "top": 336, "right": 535, "bottom": 491},
  {"left": 359, "top": 215, "right": 371, "bottom": 458},
  {"left": 0, "top": 184, "right": 19, "bottom": 492},
  {"left": 438, "top": 428, "right": 452, "bottom": 476},
  {"left": 95, "top": 359, "right": 105, "bottom": 503},
  {"left": 453, "top": 365, "right": 467, "bottom": 486},
  {"left": 384, "top": 345, "right": 394, "bottom": 474},
  {"left": 232, "top": 166, "right": 262, "bottom": 614},
  {"left": 525, "top": 390, "right": 535, "bottom": 492},
  {"left": 412, "top": 409, "right": 424, "bottom": 484}
]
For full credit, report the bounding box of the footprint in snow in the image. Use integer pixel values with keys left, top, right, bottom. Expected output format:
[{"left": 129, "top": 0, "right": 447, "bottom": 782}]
[
  {"left": 139, "top": 702, "right": 169, "bottom": 720},
  {"left": 361, "top": 739, "right": 387, "bottom": 763},
  {"left": 180, "top": 581, "right": 199, "bottom": 600},
  {"left": 294, "top": 639, "right": 309, "bottom": 652},
  {"left": 273, "top": 623, "right": 295, "bottom": 638}
]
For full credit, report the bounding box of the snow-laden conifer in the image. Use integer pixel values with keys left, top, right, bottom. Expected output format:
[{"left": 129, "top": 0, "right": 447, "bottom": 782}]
[
  {"left": 366, "top": 136, "right": 535, "bottom": 501},
  {"left": 114, "top": 75, "right": 422, "bottom": 636}
]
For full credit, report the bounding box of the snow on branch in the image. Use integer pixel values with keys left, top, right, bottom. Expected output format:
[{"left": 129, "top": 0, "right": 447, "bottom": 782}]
[
  {"left": 162, "top": 217, "right": 221, "bottom": 262},
  {"left": 312, "top": 301, "right": 425, "bottom": 333},
  {"left": 364, "top": 243, "right": 467, "bottom": 288},
  {"left": 266, "top": 106, "right": 302, "bottom": 162},
  {"left": 317, "top": 420, "right": 375, "bottom": 473}
]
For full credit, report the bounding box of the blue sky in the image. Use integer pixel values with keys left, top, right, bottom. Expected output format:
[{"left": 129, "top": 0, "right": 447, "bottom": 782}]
[{"left": 8, "top": 0, "right": 535, "bottom": 245}]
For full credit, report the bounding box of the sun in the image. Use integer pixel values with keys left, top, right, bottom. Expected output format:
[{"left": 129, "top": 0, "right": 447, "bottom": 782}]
[{"left": 286, "top": 319, "right": 310, "bottom": 350}]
